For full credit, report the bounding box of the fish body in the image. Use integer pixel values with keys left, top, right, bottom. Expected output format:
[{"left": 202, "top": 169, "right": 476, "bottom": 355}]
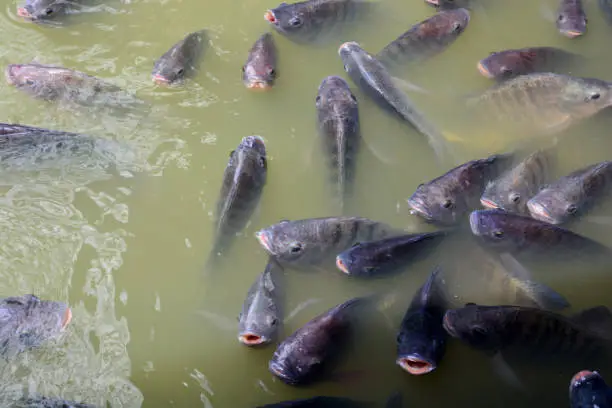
[
  {"left": 152, "top": 30, "right": 206, "bottom": 85},
  {"left": 339, "top": 41, "right": 450, "bottom": 161},
  {"left": 243, "top": 33, "right": 278, "bottom": 90},
  {"left": 316, "top": 76, "right": 360, "bottom": 212},
  {"left": 396, "top": 268, "right": 448, "bottom": 375},
  {"left": 238, "top": 258, "right": 283, "bottom": 346},
  {"left": 376, "top": 8, "right": 470, "bottom": 68},
  {"left": 527, "top": 161, "right": 612, "bottom": 225},
  {"left": 335, "top": 231, "right": 447, "bottom": 277},
  {"left": 599, "top": 0, "right": 612, "bottom": 24},
  {"left": 408, "top": 154, "right": 514, "bottom": 225},
  {"left": 557, "top": 0, "right": 587, "bottom": 38},
  {"left": 256, "top": 217, "right": 396, "bottom": 267},
  {"left": 269, "top": 297, "right": 363, "bottom": 385},
  {"left": 570, "top": 370, "right": 612, "bottom": 408},
  {"left": 208, "top": 136, "right": 267, "bottom": 262},
  {"left": 481, "top": 149, "right": 553, "bottom": 215},
  {"left": 477, "top": 47, "right": 577, "bottom": 81},
  {"left": 11, "top": 396, "right": 96, "bottom": 408},
  {"left": 425, "top": 0, "right": 472, "bottom": 9}
]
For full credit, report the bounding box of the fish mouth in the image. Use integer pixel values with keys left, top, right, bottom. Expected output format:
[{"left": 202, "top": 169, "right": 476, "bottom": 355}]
[
  {"left": 152, "top": 74, "right": 170, "bottom": 85},
  {"left": 560, "top": 29, "right": 584, "bottom": 38},
  {"left": 442, "top": 311, "right": 457, "bottom": 337},
  {"left": 477, "top": 61, "right": 494, "bottom": 79},
  {"left": 480, "top": 197, "right": 500, "bottom": 209},
  {"left": 16, "top": 6, "right": 32, "bottom": 18},
  {"left": 571, "top": 370, "right": 600, "bottom": 387},
  {"left": 245, "top": 80, "right": 272, "bottom": 91},
  {"left": 338, "top": 41, "right": 358, "bottom": 55},
  {"left": 335, "top": 256, "right": 350, "bottom": 275},
  {"left": 407, "top": 198, "right": 432, "bottom": 220},
  {"left": 61, "top": 307, "right": 72, "bottom": 330},
  {"left": 269, "top": 360, "right": 297, "bottom": 384},
  {"left": 238, "top": 332, "right": 268, "bottom": 346},
  {"left": 255, "top": 230, "right": 275, "bottom": 255},
  {"left": 526, "top": 200, "right": 557, "bottom": 224},
  {"left": 425, "top": 0, "right": 440, "bottom": 5},
  {"left": 468, "top": 211, "right": 482, "bottom": 235},
  {"left": 4, "top": 65, "right": 19, "bottom": 85},
  {"left": 264, "top": 10, "right": 277, "bottom": 24},
  {"left": 396, "top": 355, "right": 435, "bottom": 375}
]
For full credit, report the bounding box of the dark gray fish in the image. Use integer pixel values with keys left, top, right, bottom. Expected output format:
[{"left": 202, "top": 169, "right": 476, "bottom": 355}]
[
  {"left": 339, "top": 41, "right": 451, "bottom": 162},
  {"left": 481, "top": 149, "right": 554, "bottom": 215},
  {"left": 396, "top": 267, "right": 448, "bottom": 375},
  {"left": 256, "top": 396, "right": 369, "bottom": 408},
  {"left": 426, "top": 0, "right": 472, "bottom": 9},
  {"left": 11, "top": 396, "right": 97, "bottom": 408},
  {"left": 469, "top": 209, "right": 612, "bottom": 258},
  {"left": 599, "top": 0, "right": 612, "bottom": 25},
  {"left": 16, "top": 0, "right": 79, "bottom": 23},
  {"left": 243, "top": 33, "right": 278, "bottom": 90},
  {"left": 527, "top": 161, "right": 612, "bottom": 225},
  {"left": 477, "top": 47, "right": 578, "bottom": 81},
  {"left": 557, "top": 0, "right": 587, "bottom": 38},
  {"left": 0, "top": 294, "right": 71, "bottom": 357},
  {"left": 255, "top": 217, "right": 397, "bottom": 267},
  {"left": 238, "top": 258, "right": 283, "bottom": 346},
  {"left": 443, "top": 303, "right": 612, "bottom": 359},
  {"left": 208, "top": 136, "right": 267, "bottom": 263},
  {"left": 408, "top": 154, "right": 514, "bottom": 225},
  {"left": 264, "top": 0, "right": 368, "bottom": 44},
  {"left": 376, "top": 8, "right": 470, "bottom": 68},
  {"left": 335, "top": 231, "right": 447, "bottom": 277},
  {"left": 152, "top": 30, "right": 206, "bottom": 85},
  {"left": 570, "top": 370, "right": 612, "bottom": 408},
  {"left": 5, "top": 63, "right": 145, "bottom": 111},
  {"left": 316, "top": 76, "right": 360, "bottom": 212},
  {"left": 269, "top": 297, "right": 363, "bottom": 385}
]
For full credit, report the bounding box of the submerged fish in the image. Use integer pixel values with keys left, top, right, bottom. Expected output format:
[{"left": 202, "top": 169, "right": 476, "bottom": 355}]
[
  {"left": 425, "top": 0, "right": 472, "bottom": 8},
  {"left": 599, "top": 0, "right": 612, "bottom": 25},
  {"left": 264, "top": 0, "right": 367, "bottom": 43},
  {"left": 16, "top": 0, "right": 78, "bottom": 23},
  {"left": 481, "top": 149, "right": 553, "bottom": 215},
  {"left": 316, "top": 76, "right": 360, "bottom": 212},
  {"left": 238, "top": 258, "right": 283, "bottom": 346},
  {"left": 470, "top": 73, "right": 612, "bottom": 136},
  {"left": 570, "top": 370, "right": 612, "bottom": 408},
  {"left": 0, "top": 294, "right": 71, "bottom": 357},
  {"left": 376, "top": 8, "right": 470, "bottom": 69},
  {"left": 256, "top": 217, "right": 396, "bottom": 267},
  {"left": 339, "top": 41, "right": 452, "bottom": 162},
  {"left": 11, "top": 396, "right": 97, "bottom": 408},
  {"left": 243, "top": 33, "right": 278, "bottom": 90},
  {"left": 408, "top": 154, "right": 513, "bottom": 225},
  {"left": 256, "top": 396, "right": 369, "bottom": 408},
  {"left": 527, "top": 161, "right": 612, "bottom": 225},
  {"left": 557, "top": 0, "right": 587, "bottom": 38},
  {"left": 477, "top": 47, "right": 577, "bottom": 81},
  {"left": 152, "top": 30, "right": 206, "bottom": 85},
  {"left": 335, "top": 231, "right": 447, "bottom": 277},
  {"left": 208, "top": 136, "right": 267, "bottom": 263},
  {"left": 396, "top": 267, "right": 448, "bottom": 375}
]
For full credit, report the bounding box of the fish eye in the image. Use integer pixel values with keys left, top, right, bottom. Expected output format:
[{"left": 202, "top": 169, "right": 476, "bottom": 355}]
[
  {"left": 267, "top": 67, "right": 276, "bottom": 77},
  {"left": 566, "top": 204, "right": 577, "bottom": 214},
  {"left": 350, "top": 94, "right": 357, "bottom": 103},
  {"left": 270, "top": 318, "right": 278, "bottom": 326},
  {"left": 558, "top": 14, "right": 565, "bottom": 22},
  {"left": 442, "top": 199, "right": 453, "bottom": 209},
  {"left": 500, "top": 67, "right": 512, "bottom": 75},
  {"left": 176, "top": 68, "right": 184, "bottom": 76},
  {"left": 290, "top": 243, "right": 303, "bottom": 253},
  {"left": 5, "top": 299, "right": 24, "bottom": 306},
  {"left": 590, "top": 93, "right": 601, "bottom": 101},
  {"left": 241, "top": 66, "right": 245, "bottom": 73},
  {"left": 25, "top": 79, "right": 34, "bottom": 85},
  {"left": 492, "top": 230, "right": 504, "bottom": 239},
  {"left": 289, "top": 16, "right": 302, "bottom": 26},
  {"left": 44, "top": 7, "right": 53, "bottom": 14},
  {"left": 509, "top": 192, "right": 521, "bottom": 203},
  {"left": 315, "top": 95, "right": 321, "bottom": 104},
  {"left": 451, "top": 22, "right": 462, "bottom": 32},
  {"left": 343, "top": 64, "right": 349, "bottom": 72}
]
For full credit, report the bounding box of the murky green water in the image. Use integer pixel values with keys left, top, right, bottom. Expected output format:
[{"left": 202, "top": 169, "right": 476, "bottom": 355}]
[{"left": 1, "top": 0, "right": 612, "bottom": 406}]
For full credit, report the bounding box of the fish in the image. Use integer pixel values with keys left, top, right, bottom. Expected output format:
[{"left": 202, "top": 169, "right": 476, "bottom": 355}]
[
  {"left": 480, "top": 149, "right": 554, "bottom": 215},
  {"left": 256, "top": 396, "right": 370, "bottom": 407},
  {"left": 11, "top": 396, "right": 97, "bottom": 408},
  {"left": 443, "top": 303, "right": 612, "bottom": 359},
  {"left": 152, "top": 30, "right": 206, "bottom": 85},
  {"left": 16, "top": 0, "right": 78, "bottom": 23},
  {"left": 599, "top": 0, "right": 612, "bottom": 25},
  {"left": 527, "top": 161, "right": 612, "bottom": 225},
  {"left": 238, "top": 258, "right": 283, "bottom": 346},
  {"left": 376, "top": 8, "right": 470, "bottom": 69},
  {"left": 396, "top": 267, "right": 448, "bottom": 375},
  {"left": 207, "top": 136, "right": 267, "bottom": 264},
  {"left": 316, "top": 76, "right": 360, "bottom": 212},
  {"left": 425, "top": 0, "right": 472, "bottom": 9},
  {"left": 557, "top": 0, "right": 587, "bottom": 38},
  {"left": 339, "top": 41, "right": 452, "bottom": 162},
  {"left": 0, "top": 294, "right": 71, "bottom": 358},
  {"left": 242, "top": 33, "right": 278, "bottom": 90},
  {"left": 407, "top": 154, "right": 514, "bottom": 225},
  {"left": 5, "top": 63, "right": 145, "bottom": 111},
  {"left": 269, "top": 297, "right": 364, "bottom": 385},
  {"left": 469, "top": 209, "right": 612, "bottom": 258},
  {"left": 255, "top": 217, "right": 397, "bottom": 267},
  {"left": 477, "top": 47, "right": 578, "bottom": 81},
  {"left": 570, "top": 370, "right": 612, "bottom": 408},
  {"left": 335, "top": 231, "right": 447, "bottom": 277},
  {"left": 470, "top": 73, "right": 612, "bottom": 136},
  {"left": 264, "top": 0, "right": 368, "bottom": 44}
]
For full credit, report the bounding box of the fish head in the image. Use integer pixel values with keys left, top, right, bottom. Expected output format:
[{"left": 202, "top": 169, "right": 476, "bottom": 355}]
[
  {"left": 559, "top": 77, "right": 612, "bottom": 117},
  {"left": 256, "top": 221, "right": 315, "bottom": 264},
  {"left": 316, "top": 76, "right": 357, "bottom": 109},
  {"left": 408, "top": 183, "right": 463, "bottom": 225},
  {"left": 242, "top": 62, "right": 276, "bottom": 90},
  {"left": 264, "top": 3, "right": 307, "bottom": 36},
  {"left": 480, "top": 180, "right": 525, "bottom": 214},
  {"left": 442, "top": 306, "right": 501, "bottom": 350},
  {"left": 17, "top": 0, "right": 69, "bottom": 22},
  {"left": 338, "top": 42, "right": 366, "bottom": 73},
  {"left": 238, "top": 135, "right": 267, "bottom": 159},
  {"left": 431, "top": 8, "right": 470, "bottom": 38},
  {"left": 527, "top": 189, "right": 575, "bottom": 225},
  {"left": 238, "top": 314, "right": 278, "bottom": 347},
  {"left": 5, "top": 64, "right": 67, "bottom": 99},
  {"left": 152, "top": 57, "right": 187, "bottom": 86},
  {"left": 569, "top": 370, "right": 612, "bottom": 408},
  {"left": 469, "top": 210, "right": 525, "bottom": 251},
  {"left": 477, "top": 51, "right": 526, "bottom": 80},
  {"left": 269, "top": 354, "right": 312, "bottom": 385},
  {"left": 396, "top": 353, "right": 438, "bottom": 376},
  {"left": 396, "top": 324, "right": 446, "bottom": 375},
  {"left": 556, "top": 8, "right": 586, "bottom": 38},
  {"left": 335, "top": 244, "right": 378, "bottom": 277}
]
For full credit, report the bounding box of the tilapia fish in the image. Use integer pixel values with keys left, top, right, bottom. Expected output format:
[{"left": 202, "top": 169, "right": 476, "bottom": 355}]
[
  {"left": 570, "top": 370, "right": 612, "bottom": 408},
  {"left": 152, "top": 30, "right": 206, "bottom": 85},
  {"left": 316, "top": 76, "right": 360, "bottom": 212},
  {"left": 557, "top": 0, "right": 587, "bottom": 38},
  {"left": 477, "top": 47, "right": 577, "bottom": 81},
  {"left": 16, "top": 0, "right": 79, "bottom": 23},
  {"left": 336, "top": 231, "right": 447, "bottom": 277},
  {"left": 527, "top": 161, "right": 612, "bottom": 225},
  {"left": 256, "top": 216, "right": 397, "bottom": 267},
  {"left": 208, "top": 136, "right": 267, "bottom": 263},
  {"left": 396, "top": 267, "right": 448, "bottom": 375},
  {"left": 481, "top": 149, "right": 554, "bottom": 215},
  {"left": 470, "top": 73, "right": 612, "bottom": 136},
  {"left": 243, "top": 33, "right": 278, "bottom": 90},
  {"left": 269, "top": 297, "right": 363, "bottom": 385},
  {"left": 600, "top": 0, "right": 612, "bottom": 25},
  {"left": 12, "top": 396, "right": 97, "bottom": 408},
  {"left": 339, "top": 41, "right": 451, "bottom": 162},
  {"left": 408, "top": 153, "right": 514, "bottom": 225},
  {"left": 238, "top": 258, "right": 283, "bottom": 346},
  {"left": 376, "top": 8, "right": 470, "bottom": 69}
]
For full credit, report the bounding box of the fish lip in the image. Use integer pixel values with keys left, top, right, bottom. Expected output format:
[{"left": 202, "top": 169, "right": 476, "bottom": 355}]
[
  {"left": 480, "top": 197, "right": 500, "bottom": 209},
  {"left": 442, "top": 311, "right": 457, "bottom": 337},
  {"left": 571, "top": 370, "right": 600, "bottom": 387},
  {"left": 560, "top": 29, "right": 584, "bottom": 38},
  {"left": 264, "top": 10, "right": 277, "bottom": 24},
  {"left": 396, "top": 354, "right": 436, "bottom": 375},
  {"left": 245, "top": 80, "right": 272, "bottom": 91},
  {"left": 4, "top": 65, "right": 18, "bottom": 85},
  {"left": 152, "top": 74, "right": 171, "bottom": 85},
  {"left": 238, "top": 332, "right": 269, "bottom": 346},
  {"left": 338, "top": 41, "right": 358, "bottom": 55},
  {"left": 477, "top": 61, "right": 495, "bottom": 79},
  {"left": 425, "top": 0, "right": 440, "bottom": 5},
  {"left": 335, "top": 255, "right": 351, "bottom": 275},
  {"left": 61, "top": 307, "right": 72, "bottom": 330},
  {"left": 407, "top": 198, "right": 432, "bottom": 220},
  {"left": 255, "top": 230, "right": 275, "bottom": 255},
  {"left": 468, "top": 211, "right": 482, "bottom": 235},
  {"left": 526, "top": 200, "right": 557, "bottom": 224},
  {"left": 16, "top": 6, "right": 32, "bottom": 18},
  {"left": 269, "top": 360, "right": 296, "bottom": 384}
]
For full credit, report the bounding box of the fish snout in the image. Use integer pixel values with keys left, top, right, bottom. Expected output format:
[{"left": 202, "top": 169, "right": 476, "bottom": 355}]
[
  {"left": 4, "top": 65, "right": 21, "bottom": 85},
  {"left": 442, "top": 311, "right": 457, "bottom": 337},
  {"left": 245, "top": 80, "right": 272, "bottom": 91},
  {"left": 269, "top": 360, "right": 297, "bottom": 384},
  {"left": 526, "top": 200, "right": 556, "bottom": 224},
  {"left": 335, "top": 254, "right": 351, "bottom": 275},
  {"left": 480, "top": 196, "right": 500, "bottom": 210},
  {"left": 476, "top": 61, "right": 495, "bottom": 79},
  {"left": 571, "top": 370, "right": 600, "bottom": 387},
  {"left": 559, "top": 28, "right": 585, "bottom": 39},
  {"left": 255, "top": 230, "right": 275, "bottom": 255},
  {"left": 238, "top": 332, "right": 268, "bottom": 346},
  {"left": 61, "top": 307, "right": 72, "bottom": 330},
  {"left": 152, "top": 74, "right": 170, "bottom": 85},
  {"left": 396, "top": 355, "right": 435, "bottom": 375},
  {"left": 16, "top": 6, "right": 32, "bottom": 18},
  {"left": 264, "top": 10, "right": 277, "bottom": 24},
  {"left": 337, "top": 41, "right": 359, "bottom": 55}
]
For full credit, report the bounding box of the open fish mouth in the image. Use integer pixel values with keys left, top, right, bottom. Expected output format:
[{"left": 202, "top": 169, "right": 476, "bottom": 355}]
[
  {"left": 526, "top": 200, "right": 557, "bottom": 224},
  {"left": 245, "top": 80, "right": 272, "bottom": 91},
  {"left": 468, "top": 211, "right": 482, "bottom": 235},
  {"left": 16, "top": 6, "right": 32, "bottom": 18},
  {"left": 335, "top": 256, "right": 350, "bottom": 274},
  {"left": 407, "top": 198, "right": 432, "bottom": 220},
  {"left": 442, "top": 311, "right": 457, "bottom": 337},
  {"left": 425, "top": 0, "right": 440, "bottom": 5},
  {"left": 152, "top": 74, "right": 171, "bottom": 85},
  {"left": 480, "top": 197, "right": 500, "bottom": 209},
  {"left": 396, "top": 355, "right": 435, "bottom": 375},
  {"left": 571, "top": 370, "right": 600, "bottom": 387},
  {"left": 238, "top": 332, "right": 267, "bottom": 346},
  {"left": 477, "top": 61, "right": 494, "bottom": 79},
  {"left": 560, "top": 29, "right": 584, "bottom": 38},
  {"left": 255, "top": 230, "right": 275, "bottom": 255},
  {"left": 61, "top": 307, "right": 72, "bottom": 330},
  {"left": 264, "top": 10, "right": 277, "bottom": 24},
  {"left": 269, "top": 361, "right": 297, "bottom": 384},
  {"left": 4, "top": 65, "right": 20, "bottom": 85}
]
